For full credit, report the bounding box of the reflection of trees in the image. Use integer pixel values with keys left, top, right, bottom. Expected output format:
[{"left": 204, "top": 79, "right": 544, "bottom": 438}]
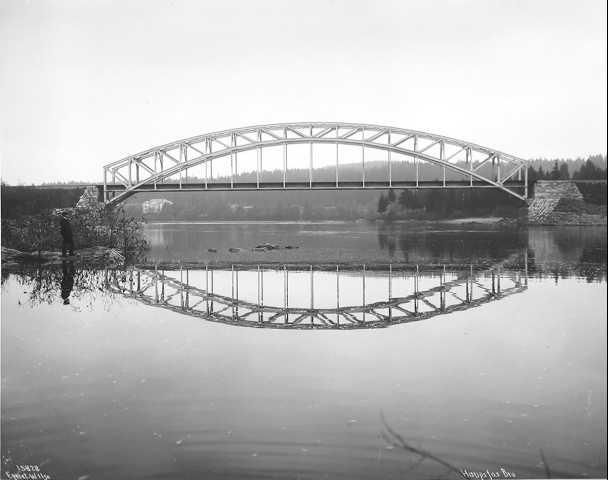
[
  {"left": 377, "top": 225, "right": 606, "bottom": 282},
  {"left": 9, "top": 266, "right": 121, "bottom": 309},
  {"left": 527, "top": 227, "right": 607, "bottom": 282},
  {"left": 376, "top": 224, "right": 527, "bottom": 266}
]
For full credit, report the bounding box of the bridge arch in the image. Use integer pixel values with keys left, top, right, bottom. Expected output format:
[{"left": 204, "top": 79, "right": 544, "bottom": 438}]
[{"left": 103, "top": 122, "right": 528, "bottom": 205}]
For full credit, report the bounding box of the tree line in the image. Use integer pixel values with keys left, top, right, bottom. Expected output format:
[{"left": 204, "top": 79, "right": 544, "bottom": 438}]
[
  {"left": 527, "top": 155, "right": 606, "bottom": 181},
  {"left": 377, "top": 156, "right": 607, "bottom": 218}
]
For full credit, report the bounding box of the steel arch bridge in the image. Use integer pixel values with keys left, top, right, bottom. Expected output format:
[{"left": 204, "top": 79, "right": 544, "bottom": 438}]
[{"left": 102, "top": 122, "right": 528, "bottom": 205}]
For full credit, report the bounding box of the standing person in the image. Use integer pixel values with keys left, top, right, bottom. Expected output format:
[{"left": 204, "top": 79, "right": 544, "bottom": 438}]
[{"left": 59, "top": 211, "right": 75, "bottom": 257}]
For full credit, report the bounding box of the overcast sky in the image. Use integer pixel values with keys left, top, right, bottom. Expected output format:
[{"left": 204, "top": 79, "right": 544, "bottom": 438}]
[{"left": 1, "top": 0, "right": 606, "bottom": 184}]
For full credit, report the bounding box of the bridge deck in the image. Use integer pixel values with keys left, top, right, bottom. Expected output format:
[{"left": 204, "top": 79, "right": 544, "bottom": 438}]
[{"left": 105, "top": 179, "right": 526, "bottom": 193}]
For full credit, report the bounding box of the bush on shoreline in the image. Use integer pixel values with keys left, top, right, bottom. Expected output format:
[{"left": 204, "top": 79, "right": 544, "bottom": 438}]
[{"left": 1, "top": 206, "right": 149, "bottom": 260}]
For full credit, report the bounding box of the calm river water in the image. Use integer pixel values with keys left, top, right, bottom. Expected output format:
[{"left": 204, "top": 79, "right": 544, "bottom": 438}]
[{"left": 2, "top": 223, "right": 606, "bottom": 479}]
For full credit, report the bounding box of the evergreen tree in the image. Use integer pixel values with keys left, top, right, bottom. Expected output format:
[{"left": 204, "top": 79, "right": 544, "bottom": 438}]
[
  {"left": 550, "top": 161, "right": 560, "bottom": 180},
  {"left": 573, "top": 159, "right": 606, "bottom": 180},
  {"left": 537, "top": 166, "right": 545, "bottom": 179},
  {"left": 527, "top": 166, "right": 539, "bottom": 182}
]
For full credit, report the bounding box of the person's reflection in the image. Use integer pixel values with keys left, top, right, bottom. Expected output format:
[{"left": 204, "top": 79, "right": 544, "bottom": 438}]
[{"left": 61, "top": 261, "right": 75, "bottom": 305}]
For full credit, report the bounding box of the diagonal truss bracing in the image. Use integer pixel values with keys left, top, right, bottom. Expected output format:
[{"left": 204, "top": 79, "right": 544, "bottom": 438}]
[{"left": 102, "top": 122, "right": 529, "bottom": 205}]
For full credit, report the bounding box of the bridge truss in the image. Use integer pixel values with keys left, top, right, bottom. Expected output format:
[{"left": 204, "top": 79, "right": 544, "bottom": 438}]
[
  {"left": 102, "top": 123, "right": 528, "bottom": 205},
  {"left": 106, "top": 261, "right": 528, "bottom": 330}
]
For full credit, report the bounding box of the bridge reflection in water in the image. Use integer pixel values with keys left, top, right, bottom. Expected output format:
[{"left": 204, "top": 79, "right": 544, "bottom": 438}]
[{"left": 107, "top": 254, "right": 528, "bottom": 330}]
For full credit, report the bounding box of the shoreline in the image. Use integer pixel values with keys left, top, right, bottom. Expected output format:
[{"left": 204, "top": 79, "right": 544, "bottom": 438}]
[
  {"left": 142, "top": 216, "right": 512, "bottom": 226},
  {"left": 141, "top": 216, "right": 608, "bottom": 227}
]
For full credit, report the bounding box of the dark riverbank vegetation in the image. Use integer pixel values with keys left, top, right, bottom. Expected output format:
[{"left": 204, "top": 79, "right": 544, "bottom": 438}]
[
  {"left": 1, "top": 206, "right": 149, "bottom": 261},
  {"left": 378, "top": 189, "right": 526, "bottom": 220}
]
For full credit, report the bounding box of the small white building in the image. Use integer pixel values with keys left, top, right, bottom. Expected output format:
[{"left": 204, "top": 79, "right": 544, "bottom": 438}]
[{"left": 142, "top": 198, "right": 173, "bottom": 214}]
